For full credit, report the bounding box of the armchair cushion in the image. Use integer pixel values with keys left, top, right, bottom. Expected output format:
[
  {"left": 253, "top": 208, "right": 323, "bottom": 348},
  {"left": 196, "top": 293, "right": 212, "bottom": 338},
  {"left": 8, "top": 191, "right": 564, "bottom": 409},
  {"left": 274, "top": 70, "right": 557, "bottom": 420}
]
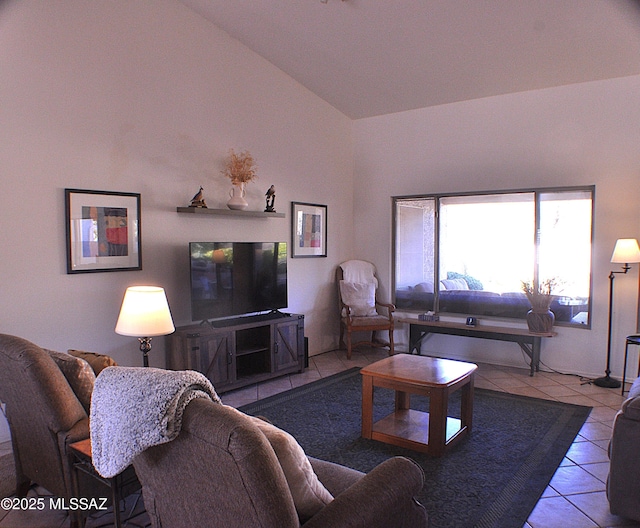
[
  {"left": 68, "top": 349, "right": 117, "bottom": 375},
  {"left": 247, "top": 413, "right": 334, "bottom": 521},
  {"left": 46, "top": 349, "right": 95, "bottom": 414},
  {"left": 349, "top": 315, "right": 393, "bottom": 326},
  {"left": 339, "top": 281, "right": 377, "bottom": 317}
]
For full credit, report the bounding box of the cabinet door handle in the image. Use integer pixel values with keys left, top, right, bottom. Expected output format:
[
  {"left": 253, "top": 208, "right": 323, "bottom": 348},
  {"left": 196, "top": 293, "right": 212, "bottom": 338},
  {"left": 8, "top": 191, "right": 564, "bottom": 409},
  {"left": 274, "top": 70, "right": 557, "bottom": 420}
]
[{"left": 274, "top": 341, "right": 279, "bottom": 354}]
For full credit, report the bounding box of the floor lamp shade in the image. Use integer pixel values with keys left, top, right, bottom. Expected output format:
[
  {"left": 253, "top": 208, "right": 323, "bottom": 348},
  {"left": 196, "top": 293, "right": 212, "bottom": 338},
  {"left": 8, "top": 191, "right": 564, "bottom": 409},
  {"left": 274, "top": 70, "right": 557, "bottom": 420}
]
[
  {"left": 611, "top": 238, "right": 640, "bottom": 265},
  {"left": 115, "top": 286, "right": 175, "bottom": 337}
]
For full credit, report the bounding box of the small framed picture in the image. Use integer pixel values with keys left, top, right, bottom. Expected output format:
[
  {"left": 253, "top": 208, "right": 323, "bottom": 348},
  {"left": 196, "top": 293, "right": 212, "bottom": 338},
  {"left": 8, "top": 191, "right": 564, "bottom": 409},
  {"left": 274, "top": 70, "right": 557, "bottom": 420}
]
[
  {"left": 291, "top": 202, "right": 327, "bottom": 258},
  {"left": 65, "top": 188, "right": 142, "bottom": 274}
]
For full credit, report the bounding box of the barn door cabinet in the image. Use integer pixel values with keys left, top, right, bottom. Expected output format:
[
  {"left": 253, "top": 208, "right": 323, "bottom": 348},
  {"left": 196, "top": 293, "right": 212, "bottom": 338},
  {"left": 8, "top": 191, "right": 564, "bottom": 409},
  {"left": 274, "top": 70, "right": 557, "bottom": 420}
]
[{"left": 166, "top": 314, "right": 305, "bottom": 393}]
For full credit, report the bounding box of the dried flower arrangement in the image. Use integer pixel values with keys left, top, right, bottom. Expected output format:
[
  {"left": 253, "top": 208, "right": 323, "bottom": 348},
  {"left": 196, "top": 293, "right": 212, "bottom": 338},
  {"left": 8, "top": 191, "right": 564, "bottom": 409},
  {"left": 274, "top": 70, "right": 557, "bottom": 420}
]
[
  {"left": 221, "top": 149, "right": 258, "bottom": 186},
  {"left": 521, "top": 278, "right": 558, "bottom": 312}
]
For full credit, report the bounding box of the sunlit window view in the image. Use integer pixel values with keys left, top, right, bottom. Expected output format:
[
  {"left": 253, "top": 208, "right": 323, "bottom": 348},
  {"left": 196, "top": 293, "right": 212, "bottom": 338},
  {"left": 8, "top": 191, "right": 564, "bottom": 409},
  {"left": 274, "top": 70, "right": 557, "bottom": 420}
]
[{"left": 393, "top": 187, "right": 593, "bottom": 327}]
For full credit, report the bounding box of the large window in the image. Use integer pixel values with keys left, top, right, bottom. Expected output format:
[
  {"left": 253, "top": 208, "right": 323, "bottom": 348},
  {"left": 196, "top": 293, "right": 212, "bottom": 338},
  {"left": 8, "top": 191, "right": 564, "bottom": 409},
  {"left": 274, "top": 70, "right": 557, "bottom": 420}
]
[{"left": 393, "top": 187, "right": 593, "bottom": 327}]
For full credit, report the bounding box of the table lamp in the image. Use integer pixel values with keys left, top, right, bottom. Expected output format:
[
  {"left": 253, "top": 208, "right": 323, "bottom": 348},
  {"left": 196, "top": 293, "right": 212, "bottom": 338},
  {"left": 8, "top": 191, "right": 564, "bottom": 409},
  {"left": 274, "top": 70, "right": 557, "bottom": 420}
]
[
  {"left": 115, "top": 286, "right": 175, "bottom": 367},
  {"left": 594, "top": 238, "right": 640, "bottom": 388}
]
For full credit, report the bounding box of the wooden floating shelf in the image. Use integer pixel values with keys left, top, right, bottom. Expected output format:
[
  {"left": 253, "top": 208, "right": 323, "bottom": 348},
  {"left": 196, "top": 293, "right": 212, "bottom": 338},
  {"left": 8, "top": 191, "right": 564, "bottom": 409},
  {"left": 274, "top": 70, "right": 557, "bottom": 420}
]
[{"left": 176, "top": 207, "right": 285, "bottom": 218}]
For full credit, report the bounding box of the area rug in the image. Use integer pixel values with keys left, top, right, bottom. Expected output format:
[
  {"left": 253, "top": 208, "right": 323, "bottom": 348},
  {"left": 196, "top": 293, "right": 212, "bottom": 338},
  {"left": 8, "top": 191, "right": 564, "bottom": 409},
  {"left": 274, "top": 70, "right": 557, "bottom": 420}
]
[{"left": 240, "top": 367, "right": 592, "bottom": 528}]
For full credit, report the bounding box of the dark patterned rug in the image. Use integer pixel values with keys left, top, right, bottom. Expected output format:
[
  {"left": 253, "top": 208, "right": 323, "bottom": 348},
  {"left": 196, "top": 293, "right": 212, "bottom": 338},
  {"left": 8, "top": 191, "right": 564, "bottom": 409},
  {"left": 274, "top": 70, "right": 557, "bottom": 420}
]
[{"left": 240, "top": 367, "right": 592, "bottom": 528}]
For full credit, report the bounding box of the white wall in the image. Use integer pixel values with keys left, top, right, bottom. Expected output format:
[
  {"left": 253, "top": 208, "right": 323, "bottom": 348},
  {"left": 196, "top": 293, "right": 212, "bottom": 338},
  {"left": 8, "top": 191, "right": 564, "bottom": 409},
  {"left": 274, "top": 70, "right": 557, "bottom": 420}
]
[
  {"left": 353, "top": 75, "right": 640, "bottom": 379},
  {"left": 2, "top": 2, "right": 640, "bottom": 445},
  {"left": 0, "top": 0, "right": 354, "bottom": 364}
]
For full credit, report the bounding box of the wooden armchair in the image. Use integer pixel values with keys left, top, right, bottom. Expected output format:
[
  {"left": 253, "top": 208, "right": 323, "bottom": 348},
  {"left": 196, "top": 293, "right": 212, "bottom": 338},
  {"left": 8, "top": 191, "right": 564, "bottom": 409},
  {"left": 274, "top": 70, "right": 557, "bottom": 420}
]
[{"left": 337, "top": 260, "right": 395, "bottom": 359}]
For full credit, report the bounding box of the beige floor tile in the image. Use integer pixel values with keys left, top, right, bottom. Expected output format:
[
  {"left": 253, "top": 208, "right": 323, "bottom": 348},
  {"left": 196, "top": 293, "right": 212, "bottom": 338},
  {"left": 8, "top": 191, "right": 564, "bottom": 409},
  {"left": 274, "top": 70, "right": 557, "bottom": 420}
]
[
  {"left": 538, "top": 384, "right": 585, "bottom": 399},
  {"left": 474, "top": 377, "right": 505, "bottom": 391},
  {"left": 549, "top": 465, "right": 606, "bottom": 495},
  {"left": 521, "top": 376, "right": 565, "bottom": 389},
  {"left": 220, "top": 384, "right": 258, "bottom": 407},
  {"left": 555, "top": 394, "right": 605, "bottom": 407},
  {"left": 565, "top": 441, "right": 610, "bottom": 465},
  {"left": 489, "top": 377, "right": 532, "bottom": 390},
  {"left": 566, "top": 491, "right": 640, "bottom": 527},
  {"left": 528, "top": 496, "right": 598, "bottom": 528},
  {"left": 578, "top": 421, "right": 613, "bottom": 442},
  {"left": 505, "top": 385, "right": 555, "bottom": 399},
  {"left": 588, "top": 393, "right": 627, "bottom": 408},
  {"left": 587, "top": 405, "right": 618, "bottom": 424},
  {"left": 581, "top": 462, "right": 611, "bottom": 484},
  {"left": 290, "top": 369, "right": 322, "bottom": 387},
  {"left": 256, "top": 377, "right": 294, "bottom": 399}
]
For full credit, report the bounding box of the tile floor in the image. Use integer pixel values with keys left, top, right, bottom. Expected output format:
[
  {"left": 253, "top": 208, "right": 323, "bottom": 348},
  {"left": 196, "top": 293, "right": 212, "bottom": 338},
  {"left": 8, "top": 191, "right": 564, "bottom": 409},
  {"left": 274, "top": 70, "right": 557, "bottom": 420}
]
[{"left": 1, "top": 348, "right": 639, "bottom": 528}]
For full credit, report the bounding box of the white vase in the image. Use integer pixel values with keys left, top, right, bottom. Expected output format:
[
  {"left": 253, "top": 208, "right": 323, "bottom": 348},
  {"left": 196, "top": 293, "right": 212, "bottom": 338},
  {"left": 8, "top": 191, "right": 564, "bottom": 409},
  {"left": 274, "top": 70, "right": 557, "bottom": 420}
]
[{"left": 227, "top": 183, "right": 248, "bottom": 210}]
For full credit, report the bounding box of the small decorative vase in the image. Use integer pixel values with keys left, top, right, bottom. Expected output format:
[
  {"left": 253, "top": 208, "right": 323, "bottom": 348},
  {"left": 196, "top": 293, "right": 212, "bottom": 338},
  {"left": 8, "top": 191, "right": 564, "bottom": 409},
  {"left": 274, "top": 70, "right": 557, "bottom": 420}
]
[
  {"left": 227, "top": 183, "right": 248, "bottom": 210},
  {"left": 526, "top": 309, "right": 555, "bottom": 334}
]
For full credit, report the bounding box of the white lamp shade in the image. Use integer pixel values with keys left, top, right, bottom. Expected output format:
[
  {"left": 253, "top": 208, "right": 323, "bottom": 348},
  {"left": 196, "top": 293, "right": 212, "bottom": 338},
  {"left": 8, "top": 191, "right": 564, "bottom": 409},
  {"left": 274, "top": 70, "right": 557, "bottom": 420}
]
[
  {"left": 611, "top": 238, "right": 640, "bottom": 264},
  {"left": 115, "top": 286, "right": 175, "bottom": 337}
]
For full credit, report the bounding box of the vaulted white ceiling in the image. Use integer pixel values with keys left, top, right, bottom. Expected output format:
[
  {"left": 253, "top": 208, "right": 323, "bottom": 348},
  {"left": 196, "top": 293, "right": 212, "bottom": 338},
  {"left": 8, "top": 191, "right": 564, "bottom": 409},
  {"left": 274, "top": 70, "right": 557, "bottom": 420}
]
[{"left": 179, "top": 0, "right": 640, "bottom": 119}]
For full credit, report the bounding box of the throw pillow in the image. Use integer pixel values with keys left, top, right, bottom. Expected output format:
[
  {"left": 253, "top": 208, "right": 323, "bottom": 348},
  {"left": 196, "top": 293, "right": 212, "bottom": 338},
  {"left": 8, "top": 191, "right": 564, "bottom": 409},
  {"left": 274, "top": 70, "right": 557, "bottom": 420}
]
[
  {"left": 339, "top": 281, "right": 377, "bottom": 317},
  {"left": 440, "top": 278, "right": 469, "bottom": 290},
  {"left": 246, "top": 414, "right": 334, "bottom": 521},
  {"left": 414, "top": 281, "right": 434, "bottom": 293},
  {"left": 46, "top": 349, "right": 96, "bottom": 414},
  {"left": 68, "top": 349, "right": 117, "bottom": 375}
]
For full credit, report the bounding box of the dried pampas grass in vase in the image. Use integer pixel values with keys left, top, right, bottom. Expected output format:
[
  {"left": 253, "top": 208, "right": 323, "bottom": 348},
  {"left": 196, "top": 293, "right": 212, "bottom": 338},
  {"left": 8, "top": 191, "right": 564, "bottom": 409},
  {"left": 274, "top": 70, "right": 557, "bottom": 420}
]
[{"left": 222, "top": 149, "right": 257, "bottom": 210}]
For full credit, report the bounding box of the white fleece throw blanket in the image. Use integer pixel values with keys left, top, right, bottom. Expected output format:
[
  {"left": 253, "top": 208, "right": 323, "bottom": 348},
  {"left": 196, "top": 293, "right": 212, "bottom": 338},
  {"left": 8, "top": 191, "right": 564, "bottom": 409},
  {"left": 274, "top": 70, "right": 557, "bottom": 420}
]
[{"left": 90, "top": 366, "right": 221, "bottom": 478}]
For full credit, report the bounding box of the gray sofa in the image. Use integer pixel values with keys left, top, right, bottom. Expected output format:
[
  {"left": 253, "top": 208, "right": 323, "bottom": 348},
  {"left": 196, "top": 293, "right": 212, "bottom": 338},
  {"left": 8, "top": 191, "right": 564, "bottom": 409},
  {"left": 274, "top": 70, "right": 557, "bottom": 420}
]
[{"left": 608, "top": 376, "right": 640, "bottom": 521}]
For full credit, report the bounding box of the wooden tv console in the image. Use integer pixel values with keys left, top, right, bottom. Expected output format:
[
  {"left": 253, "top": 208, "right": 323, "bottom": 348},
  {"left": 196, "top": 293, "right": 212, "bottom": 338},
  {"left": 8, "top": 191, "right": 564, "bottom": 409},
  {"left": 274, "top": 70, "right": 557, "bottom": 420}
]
[{"left": 166, "top": 313, "right": 305, "bottom": 393}]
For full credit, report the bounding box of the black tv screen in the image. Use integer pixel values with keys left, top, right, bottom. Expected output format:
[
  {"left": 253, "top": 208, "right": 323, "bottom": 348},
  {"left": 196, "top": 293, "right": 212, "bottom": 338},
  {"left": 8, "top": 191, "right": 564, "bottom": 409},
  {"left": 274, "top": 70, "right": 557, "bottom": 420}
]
[{"left": 189, "top": 242, "right": 287, "bottom": 322}]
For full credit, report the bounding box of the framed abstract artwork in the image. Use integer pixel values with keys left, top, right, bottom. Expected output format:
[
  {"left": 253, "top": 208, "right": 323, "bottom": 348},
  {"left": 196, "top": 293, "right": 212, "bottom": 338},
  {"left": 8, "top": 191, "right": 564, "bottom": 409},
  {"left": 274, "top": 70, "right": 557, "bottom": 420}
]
[
  {"left": 291, "top": 202, "right": 327, "bottom": 258},
  {"left": 65, "top": 188, "right": 141, "bottom": 273}
]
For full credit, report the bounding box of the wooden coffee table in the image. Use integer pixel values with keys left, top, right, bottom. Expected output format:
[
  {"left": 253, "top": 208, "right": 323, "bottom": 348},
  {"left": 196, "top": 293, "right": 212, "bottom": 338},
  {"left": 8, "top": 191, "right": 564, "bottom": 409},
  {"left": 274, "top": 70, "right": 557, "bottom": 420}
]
[{"left": 361, "top": 354, "right": 477, "bottom": 456}]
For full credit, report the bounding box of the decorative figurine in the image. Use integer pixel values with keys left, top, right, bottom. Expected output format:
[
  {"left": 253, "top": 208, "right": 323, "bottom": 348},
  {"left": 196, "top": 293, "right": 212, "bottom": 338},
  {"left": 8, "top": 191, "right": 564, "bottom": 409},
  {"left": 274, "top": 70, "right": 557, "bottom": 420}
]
[
  {"left": 189, "top": 186, "right": 207, "bottom": 208},
  {"left": 264, "top": 185, "right": 276, "bottom": 212}
]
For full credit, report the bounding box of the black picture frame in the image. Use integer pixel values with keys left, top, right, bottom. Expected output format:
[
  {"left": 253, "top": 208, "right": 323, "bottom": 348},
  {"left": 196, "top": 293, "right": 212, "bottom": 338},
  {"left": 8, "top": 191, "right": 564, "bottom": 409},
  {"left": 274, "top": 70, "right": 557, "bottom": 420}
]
[
  {"left": 65, "top": 188, "right": 142, "bottom": 273},
  {"left": 291, "top": 202, "right": 327, "bottom": 258}
]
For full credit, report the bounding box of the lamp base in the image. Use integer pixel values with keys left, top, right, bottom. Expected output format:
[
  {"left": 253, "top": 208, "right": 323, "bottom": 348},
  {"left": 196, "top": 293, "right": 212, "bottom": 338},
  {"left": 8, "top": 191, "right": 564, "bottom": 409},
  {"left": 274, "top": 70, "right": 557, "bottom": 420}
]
[
  {"left": 593, "top": 375, "right": 621, "bottom": 389},
  {"left": 138, "top": 337, "right": 152, "bottom": 368}
]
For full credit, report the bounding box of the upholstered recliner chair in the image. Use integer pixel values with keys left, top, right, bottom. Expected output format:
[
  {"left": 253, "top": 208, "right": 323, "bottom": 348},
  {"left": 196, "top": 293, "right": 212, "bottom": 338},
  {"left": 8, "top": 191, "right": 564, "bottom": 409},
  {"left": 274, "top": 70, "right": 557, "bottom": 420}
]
[
  {"left": 0, "top": 334, "right": 115, "bottom": 527},
  {"left": 608, "top": 375, "right": 640, "bottom": 521},
  {"left": 337, "top": 260, "right": 395, "bottom": 359},
  {"left": 132, "top": 398, "right": 428, "bottom": 528}
]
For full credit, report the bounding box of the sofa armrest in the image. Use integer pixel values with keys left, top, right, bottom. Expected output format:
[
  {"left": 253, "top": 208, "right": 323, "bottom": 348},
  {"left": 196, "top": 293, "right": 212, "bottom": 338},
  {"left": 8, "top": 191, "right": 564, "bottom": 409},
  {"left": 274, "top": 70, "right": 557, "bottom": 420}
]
[
  {"left": 608, "top": 409, "right": 640, "bottom": 521},
  {"left": 620, "top": 378, "right": 640, "bottom": 421},
  {"left": 302, "top": 456, "right": 427, "bottom": 528},
  {"left": 621, "top": 397, "right": 640, "bottom": 421}
]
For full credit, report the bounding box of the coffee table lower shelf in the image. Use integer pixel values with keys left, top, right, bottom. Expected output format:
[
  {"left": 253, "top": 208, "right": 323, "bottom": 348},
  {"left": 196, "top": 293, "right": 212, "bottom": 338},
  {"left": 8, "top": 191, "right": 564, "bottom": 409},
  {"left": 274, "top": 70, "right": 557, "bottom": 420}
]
[{"left": 371, "top": 409, "right": 466, "bottom": 453}]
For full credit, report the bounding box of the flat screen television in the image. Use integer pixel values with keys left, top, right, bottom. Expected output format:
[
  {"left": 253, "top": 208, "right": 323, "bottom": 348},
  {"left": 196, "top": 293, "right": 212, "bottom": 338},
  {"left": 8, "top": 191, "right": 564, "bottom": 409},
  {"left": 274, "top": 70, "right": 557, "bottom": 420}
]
[{"left": 189, "top": 242, "right": 288, "bottom": 322}]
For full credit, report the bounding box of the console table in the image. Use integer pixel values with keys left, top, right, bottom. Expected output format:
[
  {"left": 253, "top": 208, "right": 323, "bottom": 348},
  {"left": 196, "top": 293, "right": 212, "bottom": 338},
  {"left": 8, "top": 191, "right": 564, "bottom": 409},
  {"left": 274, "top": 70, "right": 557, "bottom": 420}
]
[
  {"left": 398, "top": 317, "right": 555, "bottom": 376},
  {"left": 167, "top": 313, "right": 305, "bottom": 393}
]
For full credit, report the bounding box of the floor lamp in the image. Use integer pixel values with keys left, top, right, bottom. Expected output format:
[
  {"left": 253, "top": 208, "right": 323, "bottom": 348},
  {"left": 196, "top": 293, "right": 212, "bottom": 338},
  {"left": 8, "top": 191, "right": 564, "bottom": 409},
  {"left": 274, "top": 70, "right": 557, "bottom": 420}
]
[
  {"left": 594, "top": 238, "right": 640, "bottom": 388},
  {"left": 115, "top": 286, "right": 175, "bottom": 367}
]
